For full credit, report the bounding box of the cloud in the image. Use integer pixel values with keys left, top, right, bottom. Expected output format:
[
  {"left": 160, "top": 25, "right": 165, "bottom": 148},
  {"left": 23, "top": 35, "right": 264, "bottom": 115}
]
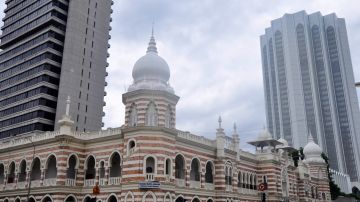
[{"left": 0, "top": 1, "right": 359, "bottom": 152}]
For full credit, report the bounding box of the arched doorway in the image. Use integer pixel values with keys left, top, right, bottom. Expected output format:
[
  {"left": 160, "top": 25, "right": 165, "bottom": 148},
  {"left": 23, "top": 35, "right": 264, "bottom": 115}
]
[{"left": 107, "top": 195, "right": 117, "bottom": 202}]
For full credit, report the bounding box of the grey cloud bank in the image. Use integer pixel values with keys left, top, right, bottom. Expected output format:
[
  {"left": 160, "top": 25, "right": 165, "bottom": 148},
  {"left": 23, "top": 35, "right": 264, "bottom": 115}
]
[{"left": 1, "top": 1, "right": 359, "bottom": 151}]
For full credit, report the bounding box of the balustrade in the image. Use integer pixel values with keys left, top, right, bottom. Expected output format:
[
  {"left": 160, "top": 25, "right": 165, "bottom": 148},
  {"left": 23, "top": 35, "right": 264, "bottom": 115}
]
[
  {"left": 146, "top": 174, "right": 154, "bottom": 181},
  {"left": 189, "top": 180, "right": 201, "bottom": 189},
  {"left": 65, "top": 178, "right": 76, "bottom": 186},
  {"left": 205, "top": 183, "right": 214, "bottom": 190},
  {"left": 109, "top": 177, "right": 121, "bottom": 185},
  {"left": 175, "top": 178, "right": 185, "bottom": 187},
  {"left": 84, "top": 179, "right": 95, "bottom": 187},
  {"left": 43, "top": 178, "right": 56, "bottom": 186}
]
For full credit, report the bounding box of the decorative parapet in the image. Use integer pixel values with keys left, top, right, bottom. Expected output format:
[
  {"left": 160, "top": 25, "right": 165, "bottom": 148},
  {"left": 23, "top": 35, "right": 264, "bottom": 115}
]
[
  {"left": 0, "top": 127, "right": 122, "bottom": 150},
  {"left": 177, "top": 130, "right": 216, "bottom": 147},
  {"left": 225, "top": 136, "right": 235, "bottom": 151},
  {"left": 239, "top": 150, "right": 256, "bottom": 159}
]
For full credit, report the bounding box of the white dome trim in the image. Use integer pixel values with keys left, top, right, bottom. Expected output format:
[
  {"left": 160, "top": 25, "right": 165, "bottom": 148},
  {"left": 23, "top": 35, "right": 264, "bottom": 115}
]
[
  {"left": 128, "top": 34, "right": 174, "bottom": 93},
  {"left": 303, "top": 133, "right": 324, "bottom": 164}
]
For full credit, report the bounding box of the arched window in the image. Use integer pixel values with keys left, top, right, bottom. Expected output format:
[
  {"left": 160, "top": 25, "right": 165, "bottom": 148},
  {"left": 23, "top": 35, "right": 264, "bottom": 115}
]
[
  {"left": 67, "top": 155, "right": 78, "bottom": 180},
  {"left": 205, "top": 161, "right": 214, "bottom": 183},
  {"left": 83, "top": 196, "right": 92, "bottom": 202},
  {"left": 254, "top": 174, "right": 257, "bottom": 190},
  {"left": 249, "top": 174, "right": 253, "bottom": 189},
  {"left": 164, "top": 193, "right": 172, "bottom": 202},
  {"left": 42, "top": 196, "right": 53, "bottom": 202},
  {"left": 225, "top": 162, "right": 232, "bottom": 186},
  {"left": 0, "top": 164, "right": 4, "bottom": 184},
  {"left": 28, "top": 197, "right": 36, "bottom": 202},
  {"left": 145, "top": 156, "right": 155, "bottom": 174},
  {"left": 7, "top": 162, "right": 15, "bottom": 183},
  {"left": 85, "top": 156, "right": 96, "bottom": 180},
  {"left": 107, "top": 195, "right": 117, "bottom": 202},
  {"left": 129, "top": 104, "right": 137, "bottom": 127},
  {"left": 15, "top": 198, "right": 21, "bottom": 202},
  {"left": 110, "top": 152, "right": 122, "bottom": 177},
  {"left": 165, "top": 105, "right": 172, "bottom": 128},
  {"left": 192, "top": 198, "right": 200, "bottom": 202},
  {"left": 31, "top": 158, "right": 41, "bottom": 180},
  {"left": 175, "top": 154, "right": 185, "bottom": 179},
  {"left": 127, "top": 139, "right": 136, "bottom": 155},
  {"left": 65, "top": 195, "right": 77, "bottom": 202},
  {"left": 45, "top": 155, "right": 57, "bottom": 179},
  {"left": 99, "top": 161, "right": 105, "bottom": 179},
  {"left": 18, "top": 160, "right": 27, "bottom": 182},
  {"left": 190, "top": 158, "right": 200, "bottom": 181},
  {"left": 4, "top": 199, "right": 9, "bottom": 202},
  {"left": 322, "top": 192, "right": 326, "bottom": 199},
  {"left": 237, "top": 172, "right": 242, "bottom": 187},
  {"left": 145, "top": 156, "right": 156, "bottom": 181},
  {"left": 165, "top": 158, "right": 171, "bottom": 176},
  {"left": 175, "top": 196, "right": 185, "bottom": 202},
  {"left": 125, "top": 192, "right": 134, "bottom": 202},
  {"left": 145, "top": 102, "right": 158, "bottom": 126},
  {"left": 206, "top": 199, "right": 213, "bottom": 202}
]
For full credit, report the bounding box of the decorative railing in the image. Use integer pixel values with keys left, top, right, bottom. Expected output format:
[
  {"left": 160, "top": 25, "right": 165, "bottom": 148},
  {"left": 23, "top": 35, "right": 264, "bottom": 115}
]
[
  {"left": 5, "top": 183, "right": 16, "bottom": 190},
  {"left": 17, "top": 181, "right": 26, "bottom": 189},
  {"left": 175, "top": 178, "right": 185, "bottom": 187},
  {"left": 0, "top": 127, "right": 122, "bottom": 150},
  {"left": 31, "top": 180, "right": 41, "bottom": 188},
  {"left": 165, "top": 175, "right": 171, "bottom": 182},
  {"left": 84, "top": 179, "right": 95, "bottom": 187},
  {"left": 146, "top": 174, "right": 154, "bottom": 181},
  {"left": 65, "top": 178, "right": 76, "bottom": 186},
  {"left": 238, "top": 188, "right": 258, "bottom": 195},
  {"left": 205, "top": 183, "right": 214, "bottom": 190},
  {"left": 226, "top": 184, "right": 233, "bottom": 192},
  {"left": 177, "top": 131, "right": 215, "bottom": 147},
  {"left": 108, "top": 177, "right": 121, "bottom": 185},
  {"left": 99, "top": 178, "right": 106, "bottom": 186},
  {"left": 189, "top": 180, "right": 201, "bottom": 189},
  {"left": 43, "top": 178, "right": 57, "bottom": 186},
  {"left": 225, "top": 136, "right": 235, "bottom": 151},
  {"left": 128, "top": 147, "right": 135, "bottom": 156}
]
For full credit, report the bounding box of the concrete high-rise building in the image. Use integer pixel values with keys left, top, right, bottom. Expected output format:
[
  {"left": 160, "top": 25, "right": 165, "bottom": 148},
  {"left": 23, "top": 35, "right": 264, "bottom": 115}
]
[
  {"left": 260, "top": 11, "right": 360, "bottom": 185},
  {"left": 0, "top": 0, "right": 113, "bottom": 138}
]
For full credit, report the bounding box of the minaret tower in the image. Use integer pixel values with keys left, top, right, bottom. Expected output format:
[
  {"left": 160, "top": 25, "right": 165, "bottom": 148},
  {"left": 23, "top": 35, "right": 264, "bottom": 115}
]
[{"left": 122, "top": 32, "right": 179, "bottom": 128}]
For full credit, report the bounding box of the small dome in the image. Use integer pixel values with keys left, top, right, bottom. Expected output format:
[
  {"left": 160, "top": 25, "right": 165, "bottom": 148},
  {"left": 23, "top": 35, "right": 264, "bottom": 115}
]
[
  {"left": 278, "top": 138, "right": 288, "bottom": 146},
  {"left": 132, "top": 52, "right": 170, "bottom": 83},
  {"left": 128, "top": 35, "right": 174, "bottom": 93},
  {"left": 132, "top": 35, "right": 170, "bottom": 83},
  {"left": 256, "top": 128, "right": 273, "bottom": 141},
  {"left": 303, "top": 134, "right": 324, "bottom": 164}
]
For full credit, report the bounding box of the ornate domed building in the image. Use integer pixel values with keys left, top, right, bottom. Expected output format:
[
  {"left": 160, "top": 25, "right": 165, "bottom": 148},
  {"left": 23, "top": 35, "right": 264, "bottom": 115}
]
[{"left": 0, "top": 34, "right": 330, "bottom": 202}]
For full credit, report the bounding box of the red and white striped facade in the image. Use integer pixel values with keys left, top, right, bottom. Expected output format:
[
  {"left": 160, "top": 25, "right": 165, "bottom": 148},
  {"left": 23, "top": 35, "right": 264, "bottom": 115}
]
[{"left": 0, "top": 35, "right": 330, "bottom": 202}]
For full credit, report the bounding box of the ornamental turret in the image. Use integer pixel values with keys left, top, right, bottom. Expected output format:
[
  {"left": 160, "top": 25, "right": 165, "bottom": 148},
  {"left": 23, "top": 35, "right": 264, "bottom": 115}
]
[{"left": 122, "top": 31, "right": 179, "bottom": 128}]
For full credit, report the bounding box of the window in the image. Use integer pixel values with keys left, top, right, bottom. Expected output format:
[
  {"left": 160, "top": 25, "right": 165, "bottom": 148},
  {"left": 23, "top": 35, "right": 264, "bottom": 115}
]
[
  {"left": 165, "top": 105, "right": 172, "bottom": 128},
  {"left": 146, "top": 102, "right": 158, "bottom": 126},
  {"left": 205, "top": 161, "right": 214, "bottom": 183},
  {"left": 110, "top": 152, "right": 122, "bottom": 177},
  {"left": 85, "top": 156, "right": 96, "bottom": 180},
  {"left": 175, "top": 154, "right": 185, "bottom": 179},
  {"left": 67, "top": 155, "right": 78, "bottom": 180},
  {"left": 128, "top": 104, "right": 137, "bottom": 127},
  {"left": 190, "top": 158, "right": 200, "bottom": 181}
]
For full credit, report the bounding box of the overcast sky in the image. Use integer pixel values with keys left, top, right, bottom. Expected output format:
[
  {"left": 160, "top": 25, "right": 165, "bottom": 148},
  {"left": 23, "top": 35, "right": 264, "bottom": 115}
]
[{"left": 0, "top": 1, "right": 359, "bottom": 151}]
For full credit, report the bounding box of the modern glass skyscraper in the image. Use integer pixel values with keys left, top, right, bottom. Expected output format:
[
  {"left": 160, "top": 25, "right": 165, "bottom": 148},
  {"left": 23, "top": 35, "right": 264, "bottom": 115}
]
[
  {"left": 261, "top": 11, "right": 360, "bottom": 184},
  {"left": 0, "top": 0, "right": 113, "bottom": 138}
]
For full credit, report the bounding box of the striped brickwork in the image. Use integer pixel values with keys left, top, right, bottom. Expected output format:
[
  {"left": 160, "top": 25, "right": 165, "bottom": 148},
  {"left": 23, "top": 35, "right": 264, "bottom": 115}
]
[{"left": 0, "top": 126, "right": 330, "bottom": 202}]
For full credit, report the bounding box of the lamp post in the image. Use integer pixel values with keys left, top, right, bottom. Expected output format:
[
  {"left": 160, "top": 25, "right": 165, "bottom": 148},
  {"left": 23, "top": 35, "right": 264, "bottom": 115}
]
[{"left": 26, "top": 137, "right": 35, "bottom": 202}]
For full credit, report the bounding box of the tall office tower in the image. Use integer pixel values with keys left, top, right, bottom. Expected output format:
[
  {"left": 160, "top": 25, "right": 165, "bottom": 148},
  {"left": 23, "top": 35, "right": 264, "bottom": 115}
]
[
  {"left": 260, "top": 11, "right": 360, "bottom": 184},
  {"left": 0, "top": 0, "right": 112, "bottom": 138}
]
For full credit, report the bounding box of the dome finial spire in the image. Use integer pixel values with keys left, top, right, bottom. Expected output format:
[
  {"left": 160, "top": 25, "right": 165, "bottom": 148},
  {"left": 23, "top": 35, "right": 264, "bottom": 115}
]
[
  {"left": 308, "top": 132, "right": 314, "bottom": 143},
  {"left": 147, "top": 22, "right": 158, "bottom": 54}
]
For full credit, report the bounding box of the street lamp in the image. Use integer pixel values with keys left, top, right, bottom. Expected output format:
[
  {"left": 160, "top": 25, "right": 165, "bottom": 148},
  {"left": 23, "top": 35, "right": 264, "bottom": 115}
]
[{"left": 26, "top": 137, "right": 35, "bottom": 202}]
